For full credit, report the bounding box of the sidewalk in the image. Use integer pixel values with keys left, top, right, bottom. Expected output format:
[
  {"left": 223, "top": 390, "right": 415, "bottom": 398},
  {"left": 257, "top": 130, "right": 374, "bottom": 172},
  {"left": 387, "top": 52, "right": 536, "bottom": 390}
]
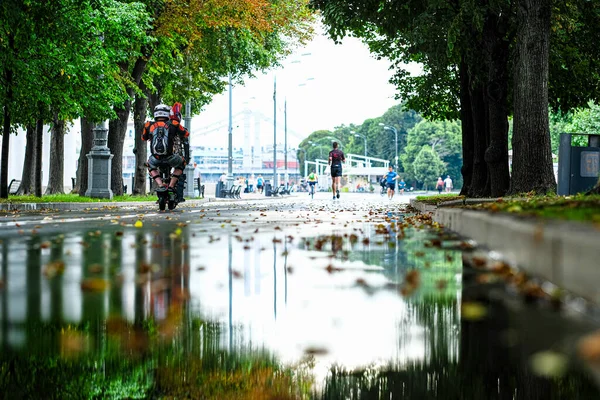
[{"left": 410, "top": 198, "right": 600, "bottom": 304}]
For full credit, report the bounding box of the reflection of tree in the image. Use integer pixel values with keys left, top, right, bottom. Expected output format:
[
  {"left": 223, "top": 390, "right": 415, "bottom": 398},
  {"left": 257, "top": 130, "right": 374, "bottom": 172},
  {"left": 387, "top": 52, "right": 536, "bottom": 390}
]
[
  {"left": 318, "top": 281, "right": 600, "bottom": 400},
  {"left": 0, "top": 314, "right": 311, "bottom": 399}
]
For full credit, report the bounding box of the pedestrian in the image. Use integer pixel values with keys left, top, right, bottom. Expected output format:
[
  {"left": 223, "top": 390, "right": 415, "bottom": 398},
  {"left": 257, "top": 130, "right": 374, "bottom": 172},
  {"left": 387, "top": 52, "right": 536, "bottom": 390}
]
[
  {"left": 436, "top": 177, "right": 444, "bottom": 194},
  {"left": 256, "top": 174, "right": 264, "bottom": 194},
  {"left": 193, "top": 162, "right": 201, "bottom": 196},
  {"left": 328, "top": 141, "right": 346, "bottom": 200},
  {"left": 383, "top": 165, "right": 400, "bottom": 200},
  {"left": 444, "top": 175, "right": 453, "bottom": 193},
  {"left": 248, "top": 174, "right": 255, "bottom": 193}
]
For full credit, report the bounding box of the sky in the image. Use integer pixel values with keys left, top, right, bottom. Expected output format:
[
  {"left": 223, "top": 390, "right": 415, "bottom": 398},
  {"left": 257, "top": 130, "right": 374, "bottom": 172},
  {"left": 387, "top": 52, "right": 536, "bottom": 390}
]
[{"left": 190, "top": 23, "right": 418, "bottom": 149}]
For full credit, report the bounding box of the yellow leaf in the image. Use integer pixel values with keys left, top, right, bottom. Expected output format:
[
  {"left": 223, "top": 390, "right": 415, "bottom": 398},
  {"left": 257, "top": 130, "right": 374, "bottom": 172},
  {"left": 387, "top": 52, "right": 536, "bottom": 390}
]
[{"left": 134, "top": 220, "right": 143, "bottom": 228}]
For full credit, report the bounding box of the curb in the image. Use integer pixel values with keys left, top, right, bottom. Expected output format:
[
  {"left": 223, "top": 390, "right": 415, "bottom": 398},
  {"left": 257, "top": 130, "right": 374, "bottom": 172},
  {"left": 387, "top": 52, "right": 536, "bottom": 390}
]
[{"left": 410, "top": 199, "right": 600, "bottom": 304}]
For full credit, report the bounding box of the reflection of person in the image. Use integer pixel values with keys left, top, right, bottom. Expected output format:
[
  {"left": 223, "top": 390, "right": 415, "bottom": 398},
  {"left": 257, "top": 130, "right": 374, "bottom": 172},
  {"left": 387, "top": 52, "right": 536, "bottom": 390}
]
[
  {"left": 436, "top": 177, "right": 444, "bottom": 194},
  {"left": 142, "top": 103, "right": 190, "bottom": 201},
  {"left": 444, "top": 175, "right": 453, "bottom": 193},
  {"left": 384, "top": 166, "right": 400, "bottom": 200},
  {"left": 328, "top": 142, "right": 346, "bottom": 200}
]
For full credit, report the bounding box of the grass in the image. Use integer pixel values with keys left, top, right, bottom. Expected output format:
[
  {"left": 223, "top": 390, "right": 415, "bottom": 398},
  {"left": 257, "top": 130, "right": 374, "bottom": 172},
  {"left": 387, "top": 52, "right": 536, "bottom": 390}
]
[
  {"left": 415, "top": 194, "right": 465, "bottom": 205},
  {"left": 417, "top": 192, "right": 600, "bottom": 223},
  {"left": 0, "top": 193, "right": 158, "bottom": 203},
  {"left": 464, "top": 193, "right": 600, "bottom": 223}
]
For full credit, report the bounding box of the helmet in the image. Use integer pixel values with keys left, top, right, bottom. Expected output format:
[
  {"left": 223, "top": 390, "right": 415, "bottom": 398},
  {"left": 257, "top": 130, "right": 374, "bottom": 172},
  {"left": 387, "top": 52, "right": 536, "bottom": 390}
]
[
  {"left": 153, "top": 104, "right": 171, "bottom": 119},
  {"left": 170, "top": 102, "right": 183, "bottom": 122}
]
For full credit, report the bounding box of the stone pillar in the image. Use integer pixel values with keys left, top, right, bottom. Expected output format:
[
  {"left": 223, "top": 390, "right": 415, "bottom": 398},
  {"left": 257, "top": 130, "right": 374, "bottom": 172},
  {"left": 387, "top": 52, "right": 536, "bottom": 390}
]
[
  {"left": 183, "top": 102, "right": 196, "bottom": 199},
  {"left": 184, "top": 149, "right": 195, "bottom": 198},
  {"left": 85, "top": 122, "right": 113, "bottom": 199}
]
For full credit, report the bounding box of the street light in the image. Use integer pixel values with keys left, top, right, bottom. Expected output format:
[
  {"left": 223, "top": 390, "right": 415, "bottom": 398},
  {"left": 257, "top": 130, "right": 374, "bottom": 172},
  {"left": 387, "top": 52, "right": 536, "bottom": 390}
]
[
  {"left": 352, "top": 131, "right": 367, "bottom": 158},
  {"left": 379, "top": 123, "right": 398, "bottom": 168}
]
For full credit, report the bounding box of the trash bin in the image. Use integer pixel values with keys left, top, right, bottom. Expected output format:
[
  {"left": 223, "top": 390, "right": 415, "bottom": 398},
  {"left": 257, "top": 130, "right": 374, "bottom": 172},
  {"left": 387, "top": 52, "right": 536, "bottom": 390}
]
[
  {"left": 558, "top": 133, "right": 600, "bottom": 195},
  {"left": 216, "top": 181, "right": 224, "bottom": 198},
  {"left": 265, "top": 181, "right": 272, "bottom": 197}
]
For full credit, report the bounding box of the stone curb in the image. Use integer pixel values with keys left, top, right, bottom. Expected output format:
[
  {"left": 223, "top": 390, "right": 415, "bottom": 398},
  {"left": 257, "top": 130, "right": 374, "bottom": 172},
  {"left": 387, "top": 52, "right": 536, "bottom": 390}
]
[{"left": 410, "top": 199, "right": 600, "bottom": 304}]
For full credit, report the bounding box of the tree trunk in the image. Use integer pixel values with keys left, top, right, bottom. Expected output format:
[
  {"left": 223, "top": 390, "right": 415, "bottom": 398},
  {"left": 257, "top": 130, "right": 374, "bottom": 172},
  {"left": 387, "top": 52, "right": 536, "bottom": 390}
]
[
  {"left": 1, "top": 68, "right": 13, "bottom": 199},
  {"left": 468, "top": 85, "right": 491, "bottom": 198},
  {"left": 17, "top": 125, "right": 37, "bottom": 195},
  {"left": 34, "top": 119, "right": 43, "bottom": 197},
  {"left": 108, "top": 110, "right": 128, "bottom": 196},
  {"left": 483, "top": 13, "right": 511, "bottom": 197},
  {"left": 108, "top": 58, "right": 148, "bottom": 196},
  {"left": 133, "top": 92, "right": 148, "bottom": 195},
  {"left": 509, "top": 0, "right": 556, "bottom": 195},
  {"left": 45, "top": 115, "right": 65, "bottom": 195},
  {"left": 459, "top": 60, "right": 474, "bottom": 196},
  {"left": 76, "top": 118, "right": 93, "bottom": 195}
]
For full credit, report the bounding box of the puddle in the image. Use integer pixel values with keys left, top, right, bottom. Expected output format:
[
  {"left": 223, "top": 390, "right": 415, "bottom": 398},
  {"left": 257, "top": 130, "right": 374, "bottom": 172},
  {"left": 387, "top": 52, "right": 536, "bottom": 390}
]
[{"left": 0, "top": 207, "right": 598, "bottom": 398}]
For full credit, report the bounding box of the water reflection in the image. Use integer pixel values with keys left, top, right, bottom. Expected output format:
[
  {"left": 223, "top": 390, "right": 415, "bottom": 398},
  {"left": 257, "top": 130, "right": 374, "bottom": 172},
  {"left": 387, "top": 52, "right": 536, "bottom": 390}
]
[{"left": 0, "top": 215, "right": 597, "bottom": 399}]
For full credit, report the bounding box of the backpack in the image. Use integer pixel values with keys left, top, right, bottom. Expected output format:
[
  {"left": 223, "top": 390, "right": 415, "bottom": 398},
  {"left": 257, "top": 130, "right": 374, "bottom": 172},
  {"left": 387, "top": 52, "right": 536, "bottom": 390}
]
[
  {"left": 308, "top": 173, "right": 316, "bottom": 180},
  {"left": 150, "top": 121, "right": 170, "bottom": 156}
]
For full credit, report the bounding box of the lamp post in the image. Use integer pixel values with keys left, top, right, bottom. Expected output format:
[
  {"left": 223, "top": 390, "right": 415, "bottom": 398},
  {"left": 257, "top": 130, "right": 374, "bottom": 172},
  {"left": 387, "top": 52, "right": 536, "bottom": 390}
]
[
  {"left": 379, "top": 123, "right": 398, "bottom": 168},
  {"left": 284, "top": 98, "right": 288, "bottom": 187},
  {"left": 352, "top": 131, "right": 367, "bottom": 157},
  {"left": 227, "top": 72, "right": 234, "bottom": 189},
  {"left": 273, "top": 76, "right": 277, "bottom": 189}
]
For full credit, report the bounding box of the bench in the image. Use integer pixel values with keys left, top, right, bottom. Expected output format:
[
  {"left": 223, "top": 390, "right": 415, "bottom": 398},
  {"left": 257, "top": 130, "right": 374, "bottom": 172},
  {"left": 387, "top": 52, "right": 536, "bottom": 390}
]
[
  {"left": 233, "top": 185, "right": 242, "bottom": 199},
  {"left": 8, "top": 179, "right": 21, "bottom": 195},
  {"left": 193, "top": 177, "right": 204, "bottom": 198},
  {"left": 280, "top": 184, "right": 294, "bottom": 195},
  {"left": 270, "top": 185, "right": 280, "bottom": 196},
  {"left": 220, "top": 184, "right": 238, "bottom": 198}
]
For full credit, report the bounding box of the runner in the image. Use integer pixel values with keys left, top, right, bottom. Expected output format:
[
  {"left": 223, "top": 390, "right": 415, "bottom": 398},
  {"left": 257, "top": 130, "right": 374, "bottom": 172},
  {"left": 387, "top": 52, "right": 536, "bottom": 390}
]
[
  {"left": 384, "top": 166, "right": 400, "bottom": 200},
  {"left": 328, "top": 142, "right": 346, "bottom": 200}
]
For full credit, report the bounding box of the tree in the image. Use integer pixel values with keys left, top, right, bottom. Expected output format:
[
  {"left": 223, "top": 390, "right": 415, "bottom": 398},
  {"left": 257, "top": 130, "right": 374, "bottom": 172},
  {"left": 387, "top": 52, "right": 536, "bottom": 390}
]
[
  {"left": 413, "top": 146, "right": 445, "bottom": 191},
  {"left": 106, "top": 0, "right": 314, "bottom": 196},
  {"left": 401, "top": 120, "right": 463, "bottom": 189},
  {"left": 0, "top": 0, "right": 150, "bottom": 198},
  {"left": 311, "top": 0, "right": 600, "bottom": 197}
]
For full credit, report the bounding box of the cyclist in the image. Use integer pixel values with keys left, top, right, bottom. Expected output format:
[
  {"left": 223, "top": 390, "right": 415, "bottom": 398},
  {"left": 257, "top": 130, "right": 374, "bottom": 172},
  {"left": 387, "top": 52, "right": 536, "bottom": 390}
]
[
  {"left": 307, "top": 171, "right": 318, "bottom": 196},
  {"left": 142, "top": 103, "right": 190, "bottom": 202}
]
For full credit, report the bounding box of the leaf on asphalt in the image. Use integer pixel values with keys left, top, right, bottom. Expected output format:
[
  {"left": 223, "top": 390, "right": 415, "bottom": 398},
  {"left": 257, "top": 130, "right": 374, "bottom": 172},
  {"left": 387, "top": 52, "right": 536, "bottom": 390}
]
[
  {"left": 461, "top": 302, "right": 488, "bottom": 320},
  {"left": 134, "top": 220, "right": 143, "bottom": 228},
  {"left": 88, "top": 264, "right": 103, "bottom": 274},
  {"left": 304, "top": 346, "right": 329, "bottom": 356},
  {"left": 60, "top": 329, "right": 89, "bottom": 358},
  {"left": 577, "top": 331, "right": 600, "bottom": 362},
  {"left": 43, "top": 261, "right": 65, "bottom": 278},
  {"left": 81, "top": 278, "right": 110, "bottom": 292},
  {"left": 529, "top": 351, "right": 568, "bottom": 378}
]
